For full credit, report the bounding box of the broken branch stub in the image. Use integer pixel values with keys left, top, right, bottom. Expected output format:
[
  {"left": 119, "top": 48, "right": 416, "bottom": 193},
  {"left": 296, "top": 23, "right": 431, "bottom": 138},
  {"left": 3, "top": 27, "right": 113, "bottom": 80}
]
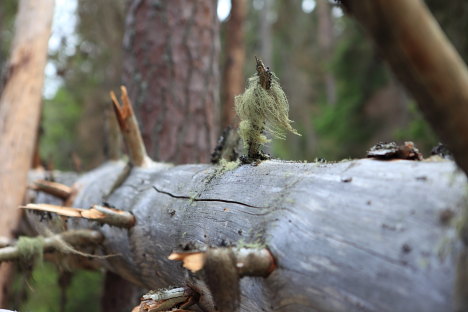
[
  {"left": 169, "top": 247, "right": 275, "bottom": 276},
  {"left": 32, "top": 180, "right": 73, "bottom": 200},
  {"left": 20, "top": 203, "right": 136, "bottom": 228},
  {"left": 169, "top": 248, "right": 276, "bottom": 312},
  {"left": 110, "top": 86, "right": 152, "bottom": 167}
]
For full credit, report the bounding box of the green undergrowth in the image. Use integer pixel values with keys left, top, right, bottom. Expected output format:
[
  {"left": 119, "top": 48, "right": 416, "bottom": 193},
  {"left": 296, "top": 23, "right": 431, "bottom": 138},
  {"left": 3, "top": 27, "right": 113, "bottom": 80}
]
[{"left": 10, "top": 262, "right": 102, "bottom": 312}]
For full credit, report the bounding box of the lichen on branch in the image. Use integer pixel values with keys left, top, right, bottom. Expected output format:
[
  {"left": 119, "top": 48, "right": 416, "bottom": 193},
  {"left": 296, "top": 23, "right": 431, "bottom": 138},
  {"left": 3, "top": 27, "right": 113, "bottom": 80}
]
[{"left": 235, "top": 57, "right": 300, "bottom": 161}]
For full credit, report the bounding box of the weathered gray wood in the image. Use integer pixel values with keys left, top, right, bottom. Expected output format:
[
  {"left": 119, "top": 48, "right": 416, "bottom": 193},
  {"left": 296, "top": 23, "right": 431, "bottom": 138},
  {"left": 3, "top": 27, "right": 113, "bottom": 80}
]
[{"left": 27, "top": 159, "right": 468, "bottom": 312}]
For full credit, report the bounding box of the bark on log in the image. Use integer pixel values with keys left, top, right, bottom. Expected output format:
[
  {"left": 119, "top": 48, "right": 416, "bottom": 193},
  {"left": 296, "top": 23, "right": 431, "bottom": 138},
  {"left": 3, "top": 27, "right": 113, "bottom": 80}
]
[
  {"left": 0, "top": 0, "right": 54, "bottom": 305},
  {"left": 26, "top": 158, "right": 468, "bottom": 312}
]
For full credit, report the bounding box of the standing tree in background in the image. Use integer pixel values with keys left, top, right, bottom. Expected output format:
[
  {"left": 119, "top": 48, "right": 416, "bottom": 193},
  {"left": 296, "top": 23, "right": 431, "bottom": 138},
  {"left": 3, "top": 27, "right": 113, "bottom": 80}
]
[
  {"left": 316, "top": 0, "right": 336, "bottom": 105},
  {"left": 259, "top": 0, "right": 273, "bottom": 66},
  {"left": 273, "top": 0, "right": 318, "bottom": 160},
  {"left": 221, "top": 0, "right": 247, "bottom": 128},
  {"left": 0, "top": 0, "right": 54, "bottom": 305},
  {"left": 123, "top": 0, "right": 220, "bottom": 164}
]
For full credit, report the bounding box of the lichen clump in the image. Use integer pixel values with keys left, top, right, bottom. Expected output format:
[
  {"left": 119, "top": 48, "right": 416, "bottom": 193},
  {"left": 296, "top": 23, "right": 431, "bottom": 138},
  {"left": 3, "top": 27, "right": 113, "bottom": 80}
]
[{"left": 235, "top": 58, "right": 300, "bottom": 160}]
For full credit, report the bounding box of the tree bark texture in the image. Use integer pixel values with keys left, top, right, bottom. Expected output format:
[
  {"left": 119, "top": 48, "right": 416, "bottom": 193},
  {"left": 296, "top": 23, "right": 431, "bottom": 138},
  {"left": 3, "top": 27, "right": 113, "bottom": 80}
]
[
  {"left": 341, "top": 0, "right": 468, "bottom": 176},
  {"left": 0, "top": 0, "right": 54, "bottom": 306},
  {"left": 122, "top": 0, "right": 220, "bottom": 164},
  {"left": 221, "top": 0, "right": 247, "bottom": 128},
  {"left": 27, "top": 158, "right": 468, "bottom": 312}
]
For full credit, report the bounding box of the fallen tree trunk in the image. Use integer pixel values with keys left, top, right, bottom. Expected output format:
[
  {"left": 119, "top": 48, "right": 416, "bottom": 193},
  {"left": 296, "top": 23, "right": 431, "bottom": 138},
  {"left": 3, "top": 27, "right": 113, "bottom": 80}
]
[{"left": 25, "top": 157, "right": 468, "bottom": 312}]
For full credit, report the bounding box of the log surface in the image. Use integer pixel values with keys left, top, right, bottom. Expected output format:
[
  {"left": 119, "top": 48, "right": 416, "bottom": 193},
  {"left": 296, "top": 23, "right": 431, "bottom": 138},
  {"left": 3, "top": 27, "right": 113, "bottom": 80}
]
[{"left": 28, "top": 159, "right": 468, "bottom": 312}]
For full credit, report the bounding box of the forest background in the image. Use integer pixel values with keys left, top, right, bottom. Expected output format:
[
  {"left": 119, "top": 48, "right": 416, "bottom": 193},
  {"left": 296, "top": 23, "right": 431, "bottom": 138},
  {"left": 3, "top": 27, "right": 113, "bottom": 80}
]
[{"left": 0, "top": 0, "right": 465, "bottom": 310}]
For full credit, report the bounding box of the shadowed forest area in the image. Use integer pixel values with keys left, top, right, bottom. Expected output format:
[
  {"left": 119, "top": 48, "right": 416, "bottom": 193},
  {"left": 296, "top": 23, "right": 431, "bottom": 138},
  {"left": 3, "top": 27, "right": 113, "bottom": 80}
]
[{"left": 1, "top": 0, "right": 468, "bottom": 311}]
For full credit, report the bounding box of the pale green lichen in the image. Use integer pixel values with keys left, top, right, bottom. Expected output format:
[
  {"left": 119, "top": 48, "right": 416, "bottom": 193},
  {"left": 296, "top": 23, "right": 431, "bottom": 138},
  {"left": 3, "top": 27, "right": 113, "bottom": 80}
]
[
  {"left": 17, "top": 236, "right": 45, "bottom": 266},
  {"left": 236, "top": 239, "right": 266, "bottom": 250},
  {"left": 217, "top": 159, "right": 240, "bottom": 174},
  {"left": 235, "top": 67, "right": 300, "bottom": 159}
]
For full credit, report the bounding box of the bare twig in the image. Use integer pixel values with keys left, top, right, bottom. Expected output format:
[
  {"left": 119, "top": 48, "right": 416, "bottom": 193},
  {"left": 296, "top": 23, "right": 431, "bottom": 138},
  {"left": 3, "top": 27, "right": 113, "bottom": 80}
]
[
  {"left": 0, "top": 230, "right": 103, "bottom": 263},
  {"left": 20, "top": 203, "right": 136, "bottom": 228},
  {"left": 32, "top": 179, "right": 73, "bottom": 200},
  {"left": 110, "top": 86, "right": 152, "bottom": 167}
]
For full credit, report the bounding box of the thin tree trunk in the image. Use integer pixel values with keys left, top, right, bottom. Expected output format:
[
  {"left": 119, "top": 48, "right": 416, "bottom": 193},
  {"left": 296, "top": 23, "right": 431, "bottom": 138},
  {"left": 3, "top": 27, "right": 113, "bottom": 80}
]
[
  {"left": 259, "top": 0, "right": 273, "bottom": 66},
  {"left": 341, "top": 0, "right": 468, "bottom": 176},
  {"left": 221, "top": 0, "right": 247, "bottom": 128},
  {"left": 316, "top": 0, "right": 336, "bottom": 105},
  {"left": 0, "top": 0, "right": 54, "bottom": 306},
  {"left": 122, "top": 0, "right": 220, "bottom": 164}
]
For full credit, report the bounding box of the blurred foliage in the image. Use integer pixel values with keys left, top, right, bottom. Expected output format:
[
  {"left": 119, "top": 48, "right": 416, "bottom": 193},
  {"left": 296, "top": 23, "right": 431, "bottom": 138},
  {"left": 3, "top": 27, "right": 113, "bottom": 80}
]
[
  {"left": 394, "top": 102, "right": 438, "bottom": 153},
  {"left": 0, "top": 1, "right": 17, "bottom": 69},
  {"left": 10, "top": 263, "right": 102, "bottom": 312},
  {"left": 40, "top": 0, "right": 125, "bottom": 170},
  {"left": 314, "top": 19, "right": 390, "bottom": 159},
  {"left": 41, "top": 87, "right": 82, "bottom": 169}
]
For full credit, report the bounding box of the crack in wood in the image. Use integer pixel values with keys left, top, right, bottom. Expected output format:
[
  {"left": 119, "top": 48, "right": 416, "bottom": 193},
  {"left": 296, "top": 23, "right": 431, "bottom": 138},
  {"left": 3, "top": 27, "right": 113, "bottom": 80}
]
[{"left": 153, "top": 186, "right": 268, "bottom": 209}]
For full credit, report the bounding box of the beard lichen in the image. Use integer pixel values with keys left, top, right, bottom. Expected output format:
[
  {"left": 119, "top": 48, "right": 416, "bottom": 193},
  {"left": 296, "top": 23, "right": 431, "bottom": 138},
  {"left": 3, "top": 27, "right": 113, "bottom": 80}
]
[{"left": 235, "top": 57, "right": 300, "bottom": 162}]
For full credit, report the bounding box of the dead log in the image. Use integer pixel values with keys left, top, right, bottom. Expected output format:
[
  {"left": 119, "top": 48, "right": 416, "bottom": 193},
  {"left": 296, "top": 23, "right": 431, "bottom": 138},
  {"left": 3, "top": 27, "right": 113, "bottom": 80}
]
[{"left": 24, "top": 157, "right": 468, "bottom": 312}]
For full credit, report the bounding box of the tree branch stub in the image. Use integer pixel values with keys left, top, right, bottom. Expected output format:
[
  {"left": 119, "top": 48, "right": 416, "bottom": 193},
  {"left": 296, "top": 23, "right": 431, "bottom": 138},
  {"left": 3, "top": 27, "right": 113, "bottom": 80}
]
[
  {"left": 32, "top": 179, "right": 73, "bottom": 200},
  {"left": 110, "top": 86, "right": 152, "bottom": 167},
  {"left": 20, "top": 203, "right": 136, "bottom": 228}
]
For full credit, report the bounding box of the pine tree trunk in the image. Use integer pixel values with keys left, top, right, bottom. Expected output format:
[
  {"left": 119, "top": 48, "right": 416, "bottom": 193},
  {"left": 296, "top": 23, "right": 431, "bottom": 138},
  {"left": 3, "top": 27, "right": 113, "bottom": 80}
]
[
  {"left": 122, "top": 0, "right": 220, "bottom": 164},
  {"left": 316, "top": 0, "right": 336, "bottom": 105}
]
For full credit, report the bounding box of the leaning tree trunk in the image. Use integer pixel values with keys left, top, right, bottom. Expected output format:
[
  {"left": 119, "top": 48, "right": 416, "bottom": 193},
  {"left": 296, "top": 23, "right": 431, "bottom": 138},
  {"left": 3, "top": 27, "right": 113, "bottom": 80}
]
[
  {"left": 0, "top": 0, "right": 54, "bottom": 306},
  {"left": 122, "top": 0, "right": 220, "bottom": 164},
  {"left": 341, "top": 0, "right": 468, "bottom": 177},
  {"left": 25, "top": 157, "right": 468, "bottom": 312}
]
